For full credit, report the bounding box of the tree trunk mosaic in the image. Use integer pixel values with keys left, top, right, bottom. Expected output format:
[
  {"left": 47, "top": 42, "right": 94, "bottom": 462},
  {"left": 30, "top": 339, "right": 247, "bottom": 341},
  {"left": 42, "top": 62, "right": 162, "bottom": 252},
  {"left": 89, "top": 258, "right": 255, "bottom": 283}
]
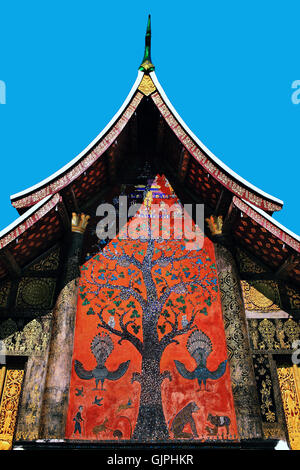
[{"left": 65, "top": 175, "right": 237, "bottom": 441}]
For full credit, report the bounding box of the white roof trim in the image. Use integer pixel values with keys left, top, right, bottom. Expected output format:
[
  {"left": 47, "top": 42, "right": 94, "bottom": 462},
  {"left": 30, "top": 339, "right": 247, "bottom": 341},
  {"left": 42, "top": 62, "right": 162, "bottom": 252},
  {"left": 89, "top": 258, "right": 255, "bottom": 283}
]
[
  {"left": 150, "top": 71, "right": 283, "bottom": 207},
  {"left": 240, "top": 198, "right": 300, "bottom": 243},
  {"left": 0, "top": 194, "right": 53, "bottom": 239},
  {"left": 10, "top": 71, "right": 144, "bottom": 201}
]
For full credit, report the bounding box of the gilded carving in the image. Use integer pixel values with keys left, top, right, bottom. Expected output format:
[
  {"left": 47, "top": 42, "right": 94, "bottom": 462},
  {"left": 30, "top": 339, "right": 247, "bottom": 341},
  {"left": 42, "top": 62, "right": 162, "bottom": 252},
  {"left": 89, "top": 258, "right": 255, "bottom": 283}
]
[
  {"left": 258, "top": 319, "right": 277, "bottom": 350},
  {"left": 206, "top": 215, "right": 223, "bottom": 236},
  {"left": 248, "top": 319, "right": 260, "bottom": 350},
  {"left": 71, "top": 213, "right": 90, "bottom": 234},
  {"left": 277, "top": 364, "right": 300, "bottom": 450},
  {"left": 275, "top": 319, "right": 288, "bottom": 349},
  {"left": 0, "top": 316, "right": 51, "bottom": 355},
  {"left": 27, "top": 247, "right": 60, "bottom": 272},
  {"left": 138, "top": 75, "right": 156, "bottom": 96},
  {"left": 241, "top": 280, "right": 281, "bottom": 312},
  {"left": 16, "top": 277, "right": 56, "bottom": 309},
  {"left": 0, "top": 368, "right": 24, "bottom": 450},
  {"left": 284, "top": 318, "right": 300, "bottom": 345},
  {"left": 253, "top": 355, "right": 276, "bottom": 423},
  {"left": 248, "top": 318, "right": 300, "bottom": 351}
]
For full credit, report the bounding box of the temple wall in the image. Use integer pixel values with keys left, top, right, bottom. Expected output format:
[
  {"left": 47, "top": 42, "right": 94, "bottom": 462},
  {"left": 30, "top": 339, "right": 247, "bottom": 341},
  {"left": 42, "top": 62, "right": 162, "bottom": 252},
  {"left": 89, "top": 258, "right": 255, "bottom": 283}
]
[
  {"left": 235, "top": 247, "right": 300, "bottom": 448},
  {"left": 0, "top": 246, "right": 61, "bottom": 444},
  {"left": 0, "top": 216, "right": 298, "bottom": 448}
]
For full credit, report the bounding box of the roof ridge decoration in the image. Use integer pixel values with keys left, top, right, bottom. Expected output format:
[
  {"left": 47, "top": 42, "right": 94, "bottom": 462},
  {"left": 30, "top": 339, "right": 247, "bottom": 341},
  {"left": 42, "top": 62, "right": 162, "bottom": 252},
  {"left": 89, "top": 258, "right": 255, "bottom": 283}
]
[{"left": 139, "top": 14, "right": 155, "bottom": 73}]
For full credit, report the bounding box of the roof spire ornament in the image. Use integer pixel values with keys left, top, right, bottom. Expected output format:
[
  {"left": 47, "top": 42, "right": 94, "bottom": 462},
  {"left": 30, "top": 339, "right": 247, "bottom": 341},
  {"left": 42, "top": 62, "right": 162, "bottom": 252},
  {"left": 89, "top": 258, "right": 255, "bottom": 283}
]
[{"left": 139, "top": 14, "right": 155, "bottom": 73}]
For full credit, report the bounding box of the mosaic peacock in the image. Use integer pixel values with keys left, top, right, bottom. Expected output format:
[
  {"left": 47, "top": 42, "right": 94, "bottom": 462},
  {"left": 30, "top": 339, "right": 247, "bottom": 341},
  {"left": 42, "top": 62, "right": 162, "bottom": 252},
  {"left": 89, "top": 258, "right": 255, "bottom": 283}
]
[
  {"left": 74, "top": 332, "right": 130, "bottom": 390},
  {"left": 174, "top": 329, "right": 227, "bottom": 390}
]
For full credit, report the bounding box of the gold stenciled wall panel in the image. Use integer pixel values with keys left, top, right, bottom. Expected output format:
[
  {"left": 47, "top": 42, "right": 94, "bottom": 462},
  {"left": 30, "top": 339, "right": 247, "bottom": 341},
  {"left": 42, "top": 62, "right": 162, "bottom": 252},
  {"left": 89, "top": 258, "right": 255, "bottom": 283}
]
[
  {"left": 241, "top": 280, "right": 281, "bottom": 312},
  {"left": 0, "top": 316, "right": 52, "bottom": 356},
  {"left": 277, "top": 364, "right": 300, "bottom": 450},
  {"left": 252, "top": 354, "right": 281, "bottom": 439}
]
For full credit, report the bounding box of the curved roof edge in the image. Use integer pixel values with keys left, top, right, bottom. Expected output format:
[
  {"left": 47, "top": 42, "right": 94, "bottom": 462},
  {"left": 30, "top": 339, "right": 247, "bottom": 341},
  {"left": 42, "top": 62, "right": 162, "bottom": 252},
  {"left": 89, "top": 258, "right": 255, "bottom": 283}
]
[
  {"left": 150, "top": 72, "right": 284, "bottom": 213},
  {"left": 233, "top": 196, "right": 300, "bottom": 253},
  {"left": 10, "top": 71, "right": 145, "bottom": 209},
  {"left": 0, "top": 193, "right": 61, "bottom": 251}
]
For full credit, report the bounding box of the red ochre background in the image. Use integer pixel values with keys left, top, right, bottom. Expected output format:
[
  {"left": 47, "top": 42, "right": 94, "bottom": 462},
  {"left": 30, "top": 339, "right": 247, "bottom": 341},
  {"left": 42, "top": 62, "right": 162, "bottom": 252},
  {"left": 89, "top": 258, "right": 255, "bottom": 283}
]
[{"left": 65, "top": 175, "right": 238, "bottom": 441}]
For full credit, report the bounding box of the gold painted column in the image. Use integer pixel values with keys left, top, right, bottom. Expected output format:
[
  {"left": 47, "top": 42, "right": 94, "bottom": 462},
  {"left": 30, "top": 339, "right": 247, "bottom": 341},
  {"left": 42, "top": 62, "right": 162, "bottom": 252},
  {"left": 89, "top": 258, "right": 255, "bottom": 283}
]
[{"left": 39, "top": 213, "right": 89, "bottom": 439}]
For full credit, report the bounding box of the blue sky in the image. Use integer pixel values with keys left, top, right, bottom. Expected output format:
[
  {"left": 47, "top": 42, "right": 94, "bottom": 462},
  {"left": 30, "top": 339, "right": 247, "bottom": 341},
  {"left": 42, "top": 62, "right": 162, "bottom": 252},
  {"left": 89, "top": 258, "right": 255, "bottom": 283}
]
[{"left": 0, "top": 1, "right": 299, "bottom": 235}]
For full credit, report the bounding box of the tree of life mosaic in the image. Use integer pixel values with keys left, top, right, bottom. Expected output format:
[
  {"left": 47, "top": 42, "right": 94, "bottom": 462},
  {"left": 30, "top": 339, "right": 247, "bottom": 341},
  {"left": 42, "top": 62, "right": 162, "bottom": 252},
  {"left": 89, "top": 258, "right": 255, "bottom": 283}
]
[{"left": 66, "top": 175, "right": 237, "bottom": 441}]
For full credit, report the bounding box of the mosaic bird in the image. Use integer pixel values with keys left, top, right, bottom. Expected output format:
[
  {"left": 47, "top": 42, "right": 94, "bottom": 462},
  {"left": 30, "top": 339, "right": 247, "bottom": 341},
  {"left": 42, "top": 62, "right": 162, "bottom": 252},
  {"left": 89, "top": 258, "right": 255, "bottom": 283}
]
[
  {"left": 75, "top": 387, "right": 84, "bottom": 397},
  {"left": 174, "top": 329, "right": 227, "bottom": 391},
  {"left": 92, "top": 396, "right": 104, "bottom": 407},
  {"left": 74, "top": 333, "right": 130, "bottom": 391}
]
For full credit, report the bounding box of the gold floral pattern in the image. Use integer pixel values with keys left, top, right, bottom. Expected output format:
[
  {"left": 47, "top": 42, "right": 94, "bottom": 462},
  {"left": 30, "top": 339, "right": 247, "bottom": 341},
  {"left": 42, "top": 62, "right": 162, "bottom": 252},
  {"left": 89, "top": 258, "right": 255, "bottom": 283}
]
[
  {"left": 0, "top": 368, "right": 24, "bottom": 450},
  {"left": 277, "top": 364, "right": 300, "bottom": 450},
  {"left": 16, "top": 278, "right": 56, "bottom": 309},
  {"left": 241, "top": 280, "right": 281, "bottom": 312},
  {"left": 26, "top": 248, "right": 60, "bottom": 272},
  {"left": 138, "top": 75, "right": 156, "bottom": 96}
]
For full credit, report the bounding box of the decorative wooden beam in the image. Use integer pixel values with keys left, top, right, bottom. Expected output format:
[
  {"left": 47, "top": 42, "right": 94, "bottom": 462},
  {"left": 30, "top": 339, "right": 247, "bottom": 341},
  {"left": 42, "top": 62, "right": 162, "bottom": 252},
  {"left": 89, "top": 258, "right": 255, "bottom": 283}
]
[
  {"left": 206, "top": 201, "right": 240, "bottom": 243},
  {"left": 69, "top": 185, "right": 80, "bottom": 213},
  {"left": 0, "top": 248, "right": 22, "bottom": 278},
  {"left": 214, "top": 189, "right": 233, "bottom": 216},
  {"left": 107, "top": 142, "right": 118, "bottom": 183},
  {"left": 177, "top": 148, "right": 190, "bottom": 183},
  {"left": 129, "top": 112, "right": 138, "bottom": 158},
  {"left": 275, "top": 254, "right": 299, "bottom": 279},
  {"left": 222, "top": 201, "right": 240, "bottom": 235},
  {"left": 155, "top": 115, "right": 165, "bottom": 157},
  {"left": 57, "top": 199, "right": 71, "bottom": 232}
]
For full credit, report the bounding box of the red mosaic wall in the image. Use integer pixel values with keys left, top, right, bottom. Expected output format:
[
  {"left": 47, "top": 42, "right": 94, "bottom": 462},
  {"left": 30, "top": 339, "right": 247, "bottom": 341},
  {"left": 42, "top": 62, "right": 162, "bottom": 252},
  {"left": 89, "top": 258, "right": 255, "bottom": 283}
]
[{"left": 66, "top": 175, "right": 237, "bottom": 441}]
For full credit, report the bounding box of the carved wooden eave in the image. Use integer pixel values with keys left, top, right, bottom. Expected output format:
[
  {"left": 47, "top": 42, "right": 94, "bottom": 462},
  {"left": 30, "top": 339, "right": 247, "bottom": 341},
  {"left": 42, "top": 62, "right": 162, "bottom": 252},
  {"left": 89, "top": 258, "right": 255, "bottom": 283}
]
[
  {"left": 0, "top": 194, "right": 63, "bottom": 279},
  {"left": 231, "top": 197, "right": 300, "bottom": 285}
]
